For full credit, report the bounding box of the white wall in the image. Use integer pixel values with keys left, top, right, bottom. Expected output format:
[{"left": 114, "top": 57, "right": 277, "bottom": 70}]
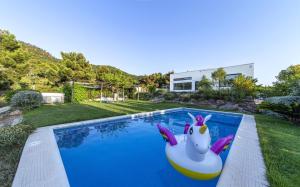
[
  {"left": 170, "top": 63, "right": 254, "bottom": 92},
  {"left": 41, "top": 93, "right": 64, "bottom": 104}
]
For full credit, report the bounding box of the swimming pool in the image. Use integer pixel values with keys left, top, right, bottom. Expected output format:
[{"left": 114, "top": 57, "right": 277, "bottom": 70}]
[{"left": 54, "top": 109, "right": 242, "bottom": 187}]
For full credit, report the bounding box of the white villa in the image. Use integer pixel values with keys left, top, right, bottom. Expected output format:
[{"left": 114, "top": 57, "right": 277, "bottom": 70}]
[{"left": 170, "top": 63, "right": 254, "bottom": 92}]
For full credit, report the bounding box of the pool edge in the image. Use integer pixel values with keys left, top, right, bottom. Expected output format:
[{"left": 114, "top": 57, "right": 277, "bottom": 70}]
[{"left": 217, "top": 115, "right": 269, "bottom": 187}]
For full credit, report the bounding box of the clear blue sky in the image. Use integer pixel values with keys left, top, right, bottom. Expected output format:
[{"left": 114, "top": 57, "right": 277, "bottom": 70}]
[{"left": 1, "top": 0, "right": 300, "bottom": 85}]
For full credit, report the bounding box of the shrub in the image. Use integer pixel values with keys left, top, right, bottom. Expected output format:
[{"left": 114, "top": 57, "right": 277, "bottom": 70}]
[
  {"left": 232, "top": 75, "right": 256, "bottom": 100},
  {"left": 4, "top": 89, "right": 29, "bottom": 102},
  {"left": 260, "top": 96, "right": 300, "bottom": 120},
  {"left": 153, "top": 89, "right": 167, "bottom": 97},
  {"left": 62, "top": 84, "right": 72, "bottom": 102},
  {"left": 147, "top": 85, "right": 156, "bottom": 94},
  {"left": 137, "top": 92, "right": 152, "bottom": 100},
  {"left": 265, "top": 96, "right": 300, "bottom": 105},
  {"left": 190, "top": 92, "right": 202, "bottom": 100},
  {"left": 179, "top": 93, "right": 191, "bottom": 102},
  {"left": 10, "top": 91, "right": 42, "bottom": 109},
  {"left": 0, "top": 125, "right": 34, "bottom": 148},
  {"left": 216, "top": 89, "right": 233, "bottom": 101},
  {"left": 163, "top": 92, "right": 178, "bottom": 100},
  {"left": 291, "top": 80, "right": 300, "bottom": 96}
]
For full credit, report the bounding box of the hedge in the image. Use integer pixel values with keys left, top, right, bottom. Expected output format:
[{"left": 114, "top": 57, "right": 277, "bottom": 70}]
[{"left": 260, "top": 96, "right": 300, "bottom": 120}]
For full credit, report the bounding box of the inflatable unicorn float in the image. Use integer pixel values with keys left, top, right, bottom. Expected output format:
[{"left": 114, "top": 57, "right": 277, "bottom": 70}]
[{"left": 157, "top": 113, "right": 234, "bottom": 180}]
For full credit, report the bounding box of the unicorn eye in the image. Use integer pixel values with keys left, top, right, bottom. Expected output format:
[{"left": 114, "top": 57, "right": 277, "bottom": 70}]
[{"left": 189, "top": 127, "right": 193, "bottom": 135}]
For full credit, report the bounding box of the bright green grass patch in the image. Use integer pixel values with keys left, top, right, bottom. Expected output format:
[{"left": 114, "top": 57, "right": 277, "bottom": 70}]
[
  {"left": 255, "top": 114, "right": 300, "bottom": 187},
  {"left": 23, "top": 100, "right": 240, "bottom": 128},
  {"left": 23, "top": 100, "right": 188, "bottom": 128}
]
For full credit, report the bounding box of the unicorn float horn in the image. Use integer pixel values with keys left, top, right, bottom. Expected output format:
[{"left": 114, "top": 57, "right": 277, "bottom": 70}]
[
  {"left": 157, "top": 124, "right": 177, "bottom": 146},
  {"left": 210, "top": 135, "right": 234, "bottom": 155}
]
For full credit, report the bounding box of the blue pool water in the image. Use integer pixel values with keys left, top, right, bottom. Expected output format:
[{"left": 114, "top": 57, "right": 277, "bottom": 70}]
[{"left": 54, "top": 109, "right": 242, "bottom": 187}]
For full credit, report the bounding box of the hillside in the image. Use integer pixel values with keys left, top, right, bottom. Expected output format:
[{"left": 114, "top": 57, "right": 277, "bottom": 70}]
[
  {"left": 19, "top": 41, "right": 59, "bottom": 63},
  {"left": 0, "top": 30, "right": 138, "bottom": 92}
]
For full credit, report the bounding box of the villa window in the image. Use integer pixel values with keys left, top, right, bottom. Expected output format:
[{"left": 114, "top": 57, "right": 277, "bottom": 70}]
[
  {"left": 173, "top": 77, "right": 192, "bottom": 81},
  {"left": 195, "top": 81, "right": 200, "bottom": 90},
  {"left": 225, "top": 73, "right": 241, "bottom": 80},
  {"left": 173, "top": 82, "right": 192, "bottom": 90}
]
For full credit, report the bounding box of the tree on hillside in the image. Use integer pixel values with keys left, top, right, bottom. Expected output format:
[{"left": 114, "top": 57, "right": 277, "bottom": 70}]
[
  {"left": 0, "top": 65, "right": 13, "bottom": 89},
  {"left": 0, "top": 31, "right": 29, "bottom": 90},
  {"left": 138, "top": 72, "right": 173, "bottom": 92},
  {"left": 95, "top": 65, "right": 137, "bottom": 99},
  {"left": 61, "top": 52, "right": 95, "bottom": 82},
  {"left": 0, "top": 30, "right": 20, "bottom": 51},
  {"left": 211, "top": 68, "right": 226, "bottom": 91}
]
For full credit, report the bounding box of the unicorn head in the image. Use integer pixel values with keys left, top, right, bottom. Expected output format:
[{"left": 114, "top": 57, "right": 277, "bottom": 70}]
[{"left": 185, "top": 113, "right": 212, "bottom": 161}]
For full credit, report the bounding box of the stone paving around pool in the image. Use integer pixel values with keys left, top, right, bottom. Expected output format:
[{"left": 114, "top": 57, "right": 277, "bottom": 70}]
[{"left": 217, "top": 115, "right": 269, "bottom": 187}]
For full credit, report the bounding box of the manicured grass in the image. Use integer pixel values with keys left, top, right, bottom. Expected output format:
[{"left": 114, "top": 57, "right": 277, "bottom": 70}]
[
  {"left": 23, "top": 100, "right": 191, "bottom": 128},
  {"left": 23, "top": 100, "right": 241, "bottom": 128},
  {"left": 256, "top": 114, "right": 300, "bottom": 187}
]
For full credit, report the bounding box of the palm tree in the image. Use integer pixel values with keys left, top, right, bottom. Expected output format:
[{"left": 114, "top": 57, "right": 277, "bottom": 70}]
[{"left": 211, "top": 68, "right": 226, "bottom": 92}]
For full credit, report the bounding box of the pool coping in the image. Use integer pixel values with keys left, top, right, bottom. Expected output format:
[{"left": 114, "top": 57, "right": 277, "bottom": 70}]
[{"left": 12, "top": 107, "right": 268, "bottom": 187}]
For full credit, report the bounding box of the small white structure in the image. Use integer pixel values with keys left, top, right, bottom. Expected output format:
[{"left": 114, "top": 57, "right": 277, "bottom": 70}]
[
  {"left": 170, "top": 63, "right": 254, "bottom": 92},
  {"left": 41, "top": 93, "right": 64, "bottom": 104}
]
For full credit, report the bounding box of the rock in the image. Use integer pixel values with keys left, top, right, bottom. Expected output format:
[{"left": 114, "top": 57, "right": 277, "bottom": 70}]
[
  {"left": 238, "top": 99, "right": 257, "bottom": 113},
  {"left": 216, "top": 100, "right": 225, "bottom": 106},
  {"left": 0, "top": 115, "right": 23, "bottom": 127},
  {"left": 0, "top": 106, "right": 11, "bottom": 114},
  {"left": 151, "top": 97, "right": 165, "bottom": 103},
  {"left": 9, "top": 109, "right": 22, "bottom": 116},
  {"left": 218, "top": 103, "right": 239, "bottom": 111}
]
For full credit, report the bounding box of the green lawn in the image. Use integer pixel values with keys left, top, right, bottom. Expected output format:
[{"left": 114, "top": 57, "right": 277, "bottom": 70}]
[
  {"left": 23, "top": 100, "right": 195, "bottom": 128},
  {"left": 255, "top": 114, "right": 300, "bottom": 187},
  {"left": 1, "top": 100, "right": 299, "bottom": 187}
]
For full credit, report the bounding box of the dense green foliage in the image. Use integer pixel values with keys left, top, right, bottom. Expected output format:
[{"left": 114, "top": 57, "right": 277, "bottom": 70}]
[
  {"left": 0, "top": 124, "right": 34, "bottom": 187},
  {"left": 10, "top": 91, "right": 43, "bottom": 109},
  {"left": 259, "top": 96, "right": 300, "bottom": 120},
  {"left": 0, "top": 125, "right": 34, "bottom": 148},
  {"left": 73, "top": 84, "right": 89, "bottom": 102},
  {"left": 161, "top": 74, "right": 257, "bottom": 102},
  {"left": 232, "top": 75, "right": 256, "bottom": 100},
  {"left": 62, "top": 84, "right": 72, "bottom": 102},
  {"left": 0, "top": 30, "right": 139, "bottom": 99},
  {"left": 273, "top": 65, "right": 300, "bottom": 96},
  {"left": 258, "top": 64, "right": 300, "bottom": 98},
  {"left": 138, "top": 72, "right": 172, "bottom": 90}
]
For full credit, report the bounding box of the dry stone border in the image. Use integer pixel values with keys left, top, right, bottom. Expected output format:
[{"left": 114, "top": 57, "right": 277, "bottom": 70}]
[{"left": 0, "top": 106, "right": 23, "bottom": 127}]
